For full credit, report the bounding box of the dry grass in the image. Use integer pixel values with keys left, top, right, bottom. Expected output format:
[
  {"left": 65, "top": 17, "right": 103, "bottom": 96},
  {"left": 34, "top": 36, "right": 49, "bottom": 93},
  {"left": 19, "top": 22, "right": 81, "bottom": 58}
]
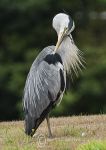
[{"left": 0, "top": 115, "right": 106, "bottom": 150}]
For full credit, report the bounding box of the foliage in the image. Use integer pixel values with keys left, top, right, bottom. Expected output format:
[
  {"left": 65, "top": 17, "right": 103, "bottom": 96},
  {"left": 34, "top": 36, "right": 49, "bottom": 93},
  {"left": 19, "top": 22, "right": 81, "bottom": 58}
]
[{"left": 0, "top": 0, "right": 106, "bottom": 120}]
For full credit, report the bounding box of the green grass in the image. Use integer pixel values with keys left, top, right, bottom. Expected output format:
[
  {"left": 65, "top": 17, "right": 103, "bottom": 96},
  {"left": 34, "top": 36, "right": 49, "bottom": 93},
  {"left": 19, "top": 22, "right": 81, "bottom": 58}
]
[
  {"left": 77, "top": 140, "right": 106, "bottom": 150},
  {"left": 0, "top": 115, "right": 106, "bottom": 150}
]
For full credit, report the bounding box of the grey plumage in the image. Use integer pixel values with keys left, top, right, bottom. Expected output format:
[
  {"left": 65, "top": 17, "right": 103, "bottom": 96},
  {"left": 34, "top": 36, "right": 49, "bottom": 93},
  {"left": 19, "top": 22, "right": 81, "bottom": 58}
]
[
  {"left": 23, "top": 13, "right": 83, "bottom": 136},
  {"left": 23, "top": 46, "right": 66, "bottom": 135}
]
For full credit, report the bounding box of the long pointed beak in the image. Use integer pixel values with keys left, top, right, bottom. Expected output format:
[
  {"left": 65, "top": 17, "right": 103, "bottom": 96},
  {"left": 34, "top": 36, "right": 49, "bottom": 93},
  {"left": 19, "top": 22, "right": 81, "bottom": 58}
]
[{"left": 54, "top": 28, "right": 66, "bottom": 53}]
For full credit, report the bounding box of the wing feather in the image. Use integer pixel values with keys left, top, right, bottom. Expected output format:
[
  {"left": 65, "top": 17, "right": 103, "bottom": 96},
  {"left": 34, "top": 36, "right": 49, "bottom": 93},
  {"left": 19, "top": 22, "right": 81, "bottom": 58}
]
[{"left": 23, "top": 57, "right": 64, "bottom": 135}]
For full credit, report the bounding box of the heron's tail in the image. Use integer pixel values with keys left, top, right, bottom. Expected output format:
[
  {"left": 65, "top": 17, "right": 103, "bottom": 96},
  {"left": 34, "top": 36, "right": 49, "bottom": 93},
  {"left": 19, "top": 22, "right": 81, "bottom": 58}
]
[
  {"left": 24, "top": 103, "right": 54, "bottom": 136},
  {"left": 24, "top": 113, "right": 46, "bottom": 136},
  {"left": 25, "top": 114, "right": 36, "bottom": 136}
]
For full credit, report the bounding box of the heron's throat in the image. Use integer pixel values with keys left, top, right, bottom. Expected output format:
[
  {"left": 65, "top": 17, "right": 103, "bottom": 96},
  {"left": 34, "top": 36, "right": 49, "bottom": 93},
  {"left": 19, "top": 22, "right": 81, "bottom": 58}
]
[{"left": 57, "top": 36, "right": 83, "bottom": 75}]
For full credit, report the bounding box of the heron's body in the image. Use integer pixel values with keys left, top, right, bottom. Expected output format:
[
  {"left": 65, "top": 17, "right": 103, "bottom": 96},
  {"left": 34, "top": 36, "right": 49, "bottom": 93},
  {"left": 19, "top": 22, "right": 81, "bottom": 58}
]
[
  {"left": 23, "top": 13, "right": 83, "bottom": 137},
  {"left": 24, "top": 46, "right": 66, "bottom": 135}
]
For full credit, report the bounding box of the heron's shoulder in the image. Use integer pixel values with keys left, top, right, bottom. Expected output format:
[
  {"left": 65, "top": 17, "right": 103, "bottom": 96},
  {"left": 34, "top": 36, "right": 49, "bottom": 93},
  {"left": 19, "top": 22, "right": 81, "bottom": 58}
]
[
  {"left": 31, "top": 46, "right": 54, "bottom": 67},
  {"left": 36, "top": 45, "right": 55, "bottom": 61},
  {"left": 40, "top": 46, "right": 63, "bottom": 65},
  {"left": 43, "top": 45, "right": 55, "bottom": 52}
]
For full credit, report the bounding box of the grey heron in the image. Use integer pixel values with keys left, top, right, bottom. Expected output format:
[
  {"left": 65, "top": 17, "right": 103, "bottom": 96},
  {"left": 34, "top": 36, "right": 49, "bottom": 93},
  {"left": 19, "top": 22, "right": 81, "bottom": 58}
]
[{"left": 23, "top": 13, "right": 83, "bottom": 137}]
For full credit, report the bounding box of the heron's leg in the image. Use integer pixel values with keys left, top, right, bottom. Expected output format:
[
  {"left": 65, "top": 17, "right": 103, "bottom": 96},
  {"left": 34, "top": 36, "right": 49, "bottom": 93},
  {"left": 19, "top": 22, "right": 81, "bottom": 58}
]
[{"left": 46, "top": 114, "right": 53, "bottom": 138}]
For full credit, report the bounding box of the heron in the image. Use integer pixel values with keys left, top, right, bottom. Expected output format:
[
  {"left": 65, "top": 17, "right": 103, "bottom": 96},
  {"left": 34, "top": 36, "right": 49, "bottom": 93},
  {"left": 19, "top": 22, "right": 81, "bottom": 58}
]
[{"left": 23, "top": 13, "right": 83, "bottom": 137}]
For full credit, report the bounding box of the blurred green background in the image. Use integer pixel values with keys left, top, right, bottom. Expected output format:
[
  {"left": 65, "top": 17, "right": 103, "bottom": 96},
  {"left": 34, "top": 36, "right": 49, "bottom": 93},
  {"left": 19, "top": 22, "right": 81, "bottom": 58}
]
[{"left": 0, "top": 0, "right": 106, "bottom": 120}]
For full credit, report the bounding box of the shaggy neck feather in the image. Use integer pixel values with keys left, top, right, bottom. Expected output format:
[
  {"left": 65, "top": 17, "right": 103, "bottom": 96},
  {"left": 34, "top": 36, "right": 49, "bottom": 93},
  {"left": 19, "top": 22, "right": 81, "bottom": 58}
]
[{"left": 57, "top": 35, "right": 83, "bottom": 75}]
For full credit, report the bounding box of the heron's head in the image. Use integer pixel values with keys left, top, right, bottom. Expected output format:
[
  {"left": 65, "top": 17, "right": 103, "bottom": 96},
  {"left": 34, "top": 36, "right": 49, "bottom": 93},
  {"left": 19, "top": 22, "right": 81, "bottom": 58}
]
[{"left": 52, "top": 13, "right": 75, "bottom": 52}]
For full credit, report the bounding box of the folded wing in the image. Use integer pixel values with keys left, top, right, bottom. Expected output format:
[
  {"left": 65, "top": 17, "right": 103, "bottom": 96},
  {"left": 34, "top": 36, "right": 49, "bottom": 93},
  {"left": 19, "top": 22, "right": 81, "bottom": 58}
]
[{"left": 23, "top": 52, "right": 65, "bottom": 135}]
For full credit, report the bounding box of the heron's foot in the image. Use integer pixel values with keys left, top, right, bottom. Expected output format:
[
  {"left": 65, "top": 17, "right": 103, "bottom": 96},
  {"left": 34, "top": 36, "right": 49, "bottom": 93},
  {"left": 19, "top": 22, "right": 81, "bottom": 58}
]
[{"left": 48, "top": 133, "right": 53, "bottom": 139}]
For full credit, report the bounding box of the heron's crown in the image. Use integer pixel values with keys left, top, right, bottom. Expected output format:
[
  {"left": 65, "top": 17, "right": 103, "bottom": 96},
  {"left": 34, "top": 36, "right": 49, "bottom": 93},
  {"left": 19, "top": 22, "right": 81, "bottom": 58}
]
[{"left": 52, "top": 13, "right": 74, "bottom": 34}]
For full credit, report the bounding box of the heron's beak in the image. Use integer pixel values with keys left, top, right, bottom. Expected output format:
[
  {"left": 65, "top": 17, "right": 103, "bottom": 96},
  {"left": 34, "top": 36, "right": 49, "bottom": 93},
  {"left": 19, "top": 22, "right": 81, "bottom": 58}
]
[{"left": 54, "top": 28, "right": 66, "bottom": 52}]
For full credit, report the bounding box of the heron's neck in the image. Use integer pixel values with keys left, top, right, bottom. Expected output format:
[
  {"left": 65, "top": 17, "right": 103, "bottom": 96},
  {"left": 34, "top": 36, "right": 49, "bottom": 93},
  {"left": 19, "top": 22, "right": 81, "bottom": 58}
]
[{"left": 57, "top": 35, "right": 82, "bottom": 73}]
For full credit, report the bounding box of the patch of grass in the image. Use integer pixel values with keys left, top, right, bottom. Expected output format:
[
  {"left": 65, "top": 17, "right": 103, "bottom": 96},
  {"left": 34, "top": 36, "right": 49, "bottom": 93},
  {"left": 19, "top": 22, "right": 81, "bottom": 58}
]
[
  {"left": 77, "top": 140, "right": 106, "bottom": 150},
  {"left": 0, "top": 115, "right": 106, "bottom": 150},
  {"left": 63, "top": 126, "right": 83, "bottom": 137},
  {"left": 49, "top": 140, "right": 70, "bottom": 150},
  {"left": 0, "top": 122, "right": 37, "bottom": 150}
]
